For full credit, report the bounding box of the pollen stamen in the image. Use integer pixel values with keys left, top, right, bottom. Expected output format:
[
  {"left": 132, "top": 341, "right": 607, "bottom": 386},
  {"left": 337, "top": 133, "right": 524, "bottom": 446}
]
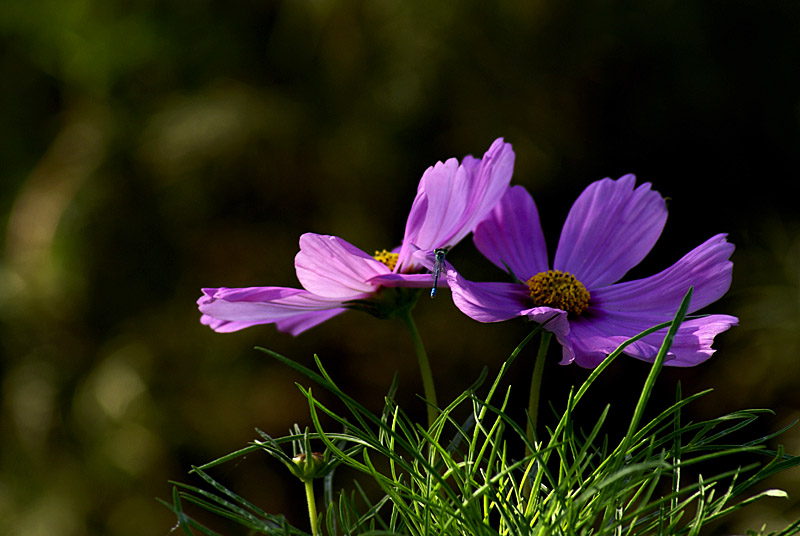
[
  {"left": 526, "top": 270, "right": 590, "bottom": 315},
  {"left": 373, "top": 249, "right": 399, "bottom": 271}
]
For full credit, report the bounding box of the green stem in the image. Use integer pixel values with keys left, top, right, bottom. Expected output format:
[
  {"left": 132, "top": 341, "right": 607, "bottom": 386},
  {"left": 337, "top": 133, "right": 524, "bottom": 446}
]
[
  {"left": 304, "top": 479, "right": 320, "bottom": 536},
  {"left": 400, "top": 308, "right": 438, "bottom": 429},
  {"left": 526, "top": 331, "right": 552, "bottom": 451}
]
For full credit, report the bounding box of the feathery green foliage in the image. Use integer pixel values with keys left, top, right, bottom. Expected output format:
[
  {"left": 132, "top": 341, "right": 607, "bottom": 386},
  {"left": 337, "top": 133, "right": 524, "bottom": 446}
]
[{"left": 166, "top": 292, "right": 800, "bottom": 535}]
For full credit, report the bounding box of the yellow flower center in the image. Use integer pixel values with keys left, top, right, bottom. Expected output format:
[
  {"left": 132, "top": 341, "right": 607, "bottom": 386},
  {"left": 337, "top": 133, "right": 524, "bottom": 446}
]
[
  {"left": 526, "top": 270, "right": 590, "bottom": 315},
  {"left": 373, "top": 249, "right": 399, "bottom": 271}
]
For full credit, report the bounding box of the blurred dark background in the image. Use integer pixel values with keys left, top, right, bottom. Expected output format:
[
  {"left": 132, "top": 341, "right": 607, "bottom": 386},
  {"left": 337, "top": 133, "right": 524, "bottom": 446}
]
[{"left": 1, "top": 0, "right": 799, "bottom": 534}]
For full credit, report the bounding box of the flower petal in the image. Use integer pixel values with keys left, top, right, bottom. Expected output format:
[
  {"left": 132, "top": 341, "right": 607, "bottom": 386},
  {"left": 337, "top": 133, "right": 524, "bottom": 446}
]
[
  {"left": 200, "top": 315, "right": 263, "bottom": 333},
  {"left": 644, "top": 315, "right": 738, "bottom": 366},
  {"left": 447, "top": 271, "right": 530, "bottom": 322},
  {"left": 554, "top": 174, "right": 667, "bottom": 288},
  {"left": 566, "top": 314, "right": 738, "bottom": 368},
  {"left": 295, "top": 233, "right": 388, "bottom": 298},
  {"left": 473, "top": 185, "right": 549, "bottom": 280},
  {"left": 198, "top": 286, "right": 346, "bottom": 333},
  {"left": 591, "top": 234, "right": 734, "bottom": 315},
  {"left": 274, "top": 308, "right": 347, "bottom": 336},
  {"left": 450, "top": 139, "right": 516, "bottom": 244},
  {"left": 400, "top": 138, "right": 515, "bottom": 268},
  {"left": 519, "top": 306, "right": 576, "bottom": 365},
  {"left": 401, "top": 157, "right": 463, "bottom": 257}
]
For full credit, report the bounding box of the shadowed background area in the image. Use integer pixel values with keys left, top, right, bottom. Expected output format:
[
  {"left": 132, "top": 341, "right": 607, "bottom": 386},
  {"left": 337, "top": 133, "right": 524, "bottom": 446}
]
[{"left": 1, "top": 1, "right": 799, "bottom": 534}]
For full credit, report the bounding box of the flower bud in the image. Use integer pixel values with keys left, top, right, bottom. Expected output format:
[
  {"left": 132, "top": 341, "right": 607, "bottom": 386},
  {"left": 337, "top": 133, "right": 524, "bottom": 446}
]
[{"left": 291, "top": 452, "right": 325, "bottom": 481}]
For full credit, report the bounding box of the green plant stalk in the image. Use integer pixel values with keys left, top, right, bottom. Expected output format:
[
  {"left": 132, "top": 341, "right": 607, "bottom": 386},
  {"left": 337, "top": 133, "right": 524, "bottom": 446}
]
[
  {"left": 400, "top": 308, "right": 438, "bottom": 429},
  {"left": 304, "top": 478, "right": 320, "bottom": 536},
  {"left": 526, "top": 330, "right": 552, "bottom": 450}
]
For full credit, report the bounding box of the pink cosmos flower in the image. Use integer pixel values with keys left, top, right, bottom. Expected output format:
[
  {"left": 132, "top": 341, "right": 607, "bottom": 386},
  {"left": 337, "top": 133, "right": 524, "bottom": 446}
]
[
  {"left": 447, "top": 175, "right": 738, "bottom": 368},
  {"left": 199, "top": 138, "right": 515, "bottom": 335}
]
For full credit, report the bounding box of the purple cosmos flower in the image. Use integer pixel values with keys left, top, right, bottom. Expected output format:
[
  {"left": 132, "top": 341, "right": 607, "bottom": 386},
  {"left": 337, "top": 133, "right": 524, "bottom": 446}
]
[
  {"left": 199, "top": 138, "right": 515, "bottom": 335},
  {"left": 447, "top": 175, "right": 738, "bottom": 368}
]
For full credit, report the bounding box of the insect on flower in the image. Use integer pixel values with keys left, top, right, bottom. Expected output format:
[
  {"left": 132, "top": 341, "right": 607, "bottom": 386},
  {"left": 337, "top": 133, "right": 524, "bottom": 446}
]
[{"left": 430, "top": 248, "right": 448, "bottom": 298}]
